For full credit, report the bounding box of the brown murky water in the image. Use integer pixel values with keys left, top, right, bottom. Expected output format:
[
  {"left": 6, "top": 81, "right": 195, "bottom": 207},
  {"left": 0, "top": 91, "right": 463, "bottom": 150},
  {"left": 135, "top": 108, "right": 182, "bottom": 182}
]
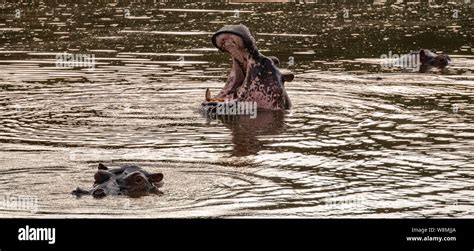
[{"left": 0, "top": 1, "right": 473, "bottom": 218}]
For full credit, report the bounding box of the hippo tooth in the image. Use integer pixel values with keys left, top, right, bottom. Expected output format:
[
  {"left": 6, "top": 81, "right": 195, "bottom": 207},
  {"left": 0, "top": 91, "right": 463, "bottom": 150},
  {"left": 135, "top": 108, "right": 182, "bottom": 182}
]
[{"left": 205, "top": 88, "right": 211, "bottom": 101}]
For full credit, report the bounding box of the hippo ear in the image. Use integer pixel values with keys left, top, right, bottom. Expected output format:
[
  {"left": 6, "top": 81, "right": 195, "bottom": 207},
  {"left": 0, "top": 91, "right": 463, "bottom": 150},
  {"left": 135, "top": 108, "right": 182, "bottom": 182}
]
[
  {"left": 282, "top": 73, "right": 294, "bottom": 83},
  {"left": 148, "top": 173, "right": 164, "bottom": 183},
  {"left": 98, "top": 163, "right": 108, "bottom": 170},
  {"left": 94, "top": 170, "right": 111, "bottom": 185},
  {"left": 419, "top": 49, "right": 429, "bottom": 64},
  {"left": 419, "top": 49, "right": 431, "bottom": 59}
]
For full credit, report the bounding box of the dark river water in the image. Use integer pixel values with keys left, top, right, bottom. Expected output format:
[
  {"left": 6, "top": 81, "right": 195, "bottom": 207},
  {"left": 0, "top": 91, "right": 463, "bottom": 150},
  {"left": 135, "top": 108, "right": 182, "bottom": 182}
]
[{"left": 0, "top": 1, "right": 473, "bottom": 217}]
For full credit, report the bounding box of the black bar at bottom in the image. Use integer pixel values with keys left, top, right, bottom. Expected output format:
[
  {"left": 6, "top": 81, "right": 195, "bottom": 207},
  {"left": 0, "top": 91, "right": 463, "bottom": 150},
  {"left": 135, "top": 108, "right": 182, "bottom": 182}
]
[{"left": 0, "top": 219, "right": 472, "bottom": 250}]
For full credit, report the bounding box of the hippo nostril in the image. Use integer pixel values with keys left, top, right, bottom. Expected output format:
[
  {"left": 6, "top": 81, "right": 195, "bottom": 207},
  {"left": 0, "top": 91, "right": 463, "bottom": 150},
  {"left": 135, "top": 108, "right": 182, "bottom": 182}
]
[{"left": 92, "top": 189, "right": 106, "bottom": 199}]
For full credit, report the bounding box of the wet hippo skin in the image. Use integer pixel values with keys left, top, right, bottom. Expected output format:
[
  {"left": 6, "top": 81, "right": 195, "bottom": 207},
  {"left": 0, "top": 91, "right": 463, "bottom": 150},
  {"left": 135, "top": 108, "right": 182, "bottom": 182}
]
[
  {"left": 72, "top": 163, "right": 164, "bottom": 198},
  {"left": 204, "top": 24, "right": 292, "bottom": 110},
  {"left": 418, "top": 49, "right": 451, "bottom": 73}
]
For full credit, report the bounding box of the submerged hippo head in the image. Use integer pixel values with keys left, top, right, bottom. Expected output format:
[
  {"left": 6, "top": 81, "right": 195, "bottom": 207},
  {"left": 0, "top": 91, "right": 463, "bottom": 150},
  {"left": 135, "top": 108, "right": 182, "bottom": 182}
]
[
  {"left": 72, "top": 163, "right": 164, "bottom": 198},
  {"left": 204, "top": 24, "right": 292, "bottom": 110},
  {"left": 419, "top": 49, "right": 451, "bottom": 73}
]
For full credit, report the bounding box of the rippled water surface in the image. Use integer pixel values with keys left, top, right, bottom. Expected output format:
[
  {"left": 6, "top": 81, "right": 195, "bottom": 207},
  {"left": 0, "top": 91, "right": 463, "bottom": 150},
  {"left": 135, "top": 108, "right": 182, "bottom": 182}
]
[{"left": 0, "top": 1, "right": 473, "bottom": 218}]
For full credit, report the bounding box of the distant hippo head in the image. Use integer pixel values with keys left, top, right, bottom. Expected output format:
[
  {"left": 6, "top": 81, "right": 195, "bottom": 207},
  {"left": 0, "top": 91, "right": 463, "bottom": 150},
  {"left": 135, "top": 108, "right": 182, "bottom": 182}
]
[
  {"left": 204, "top": 24, "right": 292, "bottom": 110},
  {"left": 72, "top": 164, "right": 164, "bottom": 198},
  {"left": 419, "top": 49, "right": 451, "bottom": 73}
]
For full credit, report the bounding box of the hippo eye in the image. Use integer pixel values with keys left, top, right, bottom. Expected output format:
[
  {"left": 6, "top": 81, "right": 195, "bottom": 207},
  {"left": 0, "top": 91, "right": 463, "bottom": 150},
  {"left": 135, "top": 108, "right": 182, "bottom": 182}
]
[{"left": 135, "top": 176, "right": 144, "bottom": 185}]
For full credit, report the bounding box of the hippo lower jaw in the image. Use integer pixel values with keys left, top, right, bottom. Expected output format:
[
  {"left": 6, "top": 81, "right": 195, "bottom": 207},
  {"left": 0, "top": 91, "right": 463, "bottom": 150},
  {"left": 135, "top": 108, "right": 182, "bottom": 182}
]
[{"left": 204, "top": 25, "right": 292, "bottom": 110}]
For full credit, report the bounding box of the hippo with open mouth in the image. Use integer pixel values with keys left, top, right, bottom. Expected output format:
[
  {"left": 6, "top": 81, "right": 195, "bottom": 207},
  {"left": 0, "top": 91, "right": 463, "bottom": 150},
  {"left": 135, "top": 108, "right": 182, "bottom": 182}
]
[
  {"left": 72, "top": 164, "right": 164, "bottom": 198},
  {"left": 204, "top": 24, "right": 292, "bottom": 110}
]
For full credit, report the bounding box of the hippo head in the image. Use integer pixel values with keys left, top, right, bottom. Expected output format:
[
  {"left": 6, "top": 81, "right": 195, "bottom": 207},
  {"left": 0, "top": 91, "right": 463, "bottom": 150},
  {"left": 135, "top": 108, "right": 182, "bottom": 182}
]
[
  {"left": 419, "top": 49, "right": 451, "bottom": 72},
  {"left": 72, "top": 163, "right": 164, "bottom": 198},
  {"left": 204, "top": 24, "right": 292, "bottom": 110}
]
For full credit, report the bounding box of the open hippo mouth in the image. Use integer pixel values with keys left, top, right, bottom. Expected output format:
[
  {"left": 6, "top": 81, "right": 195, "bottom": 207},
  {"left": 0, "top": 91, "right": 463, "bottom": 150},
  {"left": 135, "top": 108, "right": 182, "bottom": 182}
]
[{"left": 204, "top": 24, "right": 292, "bottom": 110}]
